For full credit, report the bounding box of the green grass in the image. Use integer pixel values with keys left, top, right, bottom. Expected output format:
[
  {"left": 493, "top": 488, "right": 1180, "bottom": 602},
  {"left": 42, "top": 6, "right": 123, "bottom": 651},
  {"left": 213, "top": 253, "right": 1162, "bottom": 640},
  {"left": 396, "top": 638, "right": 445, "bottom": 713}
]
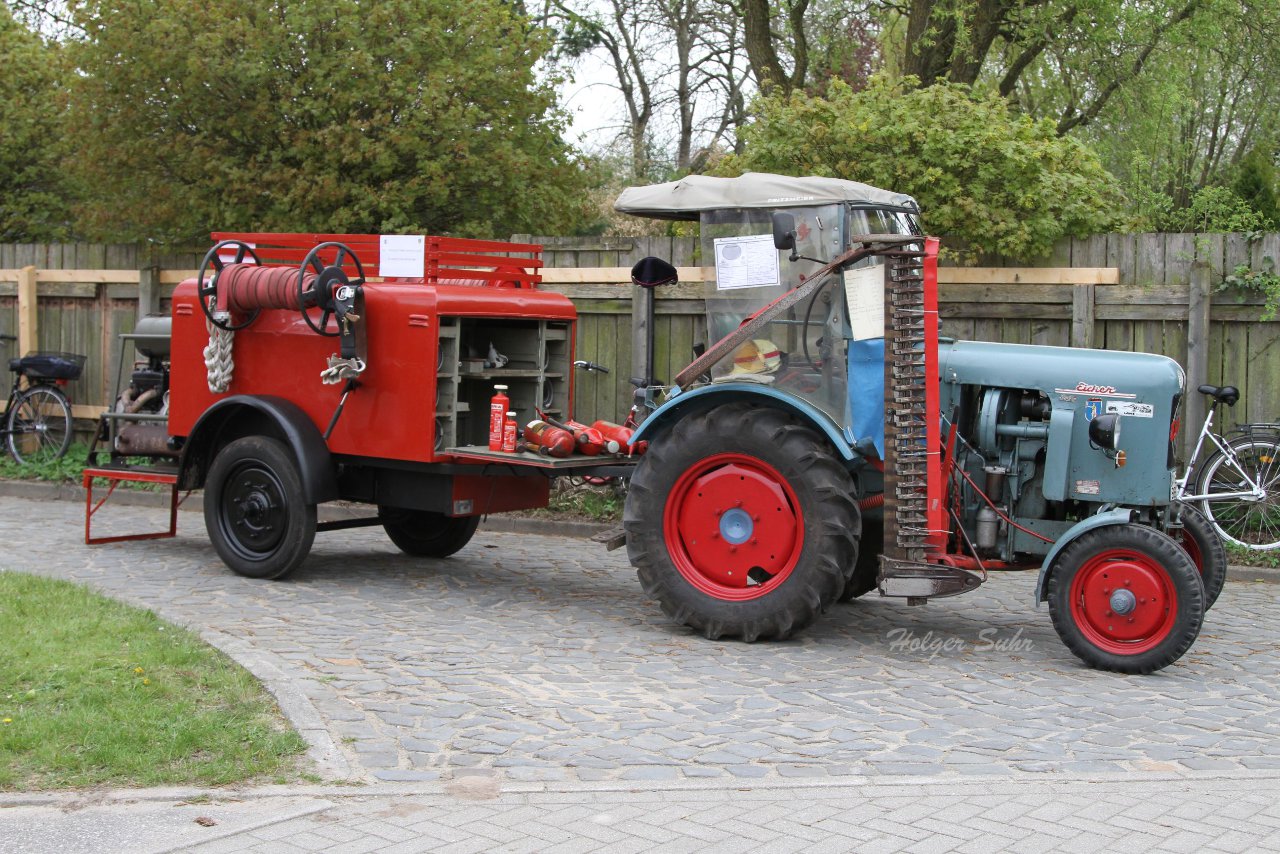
[
  {"left": 0, "top": 572, "right": 308, "bottom": 791},
  {"left": 0, "top": 442, "right": 91, "bottom": 483}
]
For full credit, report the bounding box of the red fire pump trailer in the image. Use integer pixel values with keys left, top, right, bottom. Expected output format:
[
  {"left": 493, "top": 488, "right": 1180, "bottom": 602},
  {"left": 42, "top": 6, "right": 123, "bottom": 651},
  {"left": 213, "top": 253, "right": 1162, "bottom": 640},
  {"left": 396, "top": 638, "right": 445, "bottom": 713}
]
[{"left": 85, "top": 233, "right": 634, "bottom": 577}]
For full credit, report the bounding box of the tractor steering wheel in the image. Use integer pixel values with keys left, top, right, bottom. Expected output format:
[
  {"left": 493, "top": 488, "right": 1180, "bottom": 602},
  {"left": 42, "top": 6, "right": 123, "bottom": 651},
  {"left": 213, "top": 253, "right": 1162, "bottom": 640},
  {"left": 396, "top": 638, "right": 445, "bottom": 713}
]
[
  {"left": 196, "top": 240, "right": 263, "bottom": 331},
  {"left": 297, "top": 242, "right": 365, "bottom": 337}
]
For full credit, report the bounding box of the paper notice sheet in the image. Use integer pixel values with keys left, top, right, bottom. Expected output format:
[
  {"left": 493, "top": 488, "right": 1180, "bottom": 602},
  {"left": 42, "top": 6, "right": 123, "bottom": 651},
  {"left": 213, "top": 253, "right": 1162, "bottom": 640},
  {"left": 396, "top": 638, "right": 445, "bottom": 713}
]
[
  {"left": 713, "top": 234, "right": 781, "bottom": 290},
  {"left": 844, "top": 264, "right": 885, "bottom": 340},
  {"left": 380, "top": 235, "right": 426, "bottom": 278}
]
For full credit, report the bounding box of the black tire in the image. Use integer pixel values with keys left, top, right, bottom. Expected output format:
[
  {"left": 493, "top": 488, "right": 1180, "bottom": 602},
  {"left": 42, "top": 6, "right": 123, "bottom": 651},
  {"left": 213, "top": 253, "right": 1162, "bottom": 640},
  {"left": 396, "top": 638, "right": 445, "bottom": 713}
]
[
  {"left": 1193, "top": 434, "right": 1280, "bottom": 550},
  {"left": 7, "top": 385, "right": 72, "bottom": 464},
  {"left": 1173, "top": 502, "right": 1227, "bottom": 610},
  {"left": 623, "top": 403, "right": 859, "bottom": 641},
  {"left": 204, "top": 436, "right": 315, "bottom": 579},
  {"left": 378, "top": 507, "right": 480, "bottom": 557},
  {"left": 1047, "top": 524, "right": 1204, "bottom": 674},
  {"left": 839, "top": 515, "right": 882, "bottom": 601}
]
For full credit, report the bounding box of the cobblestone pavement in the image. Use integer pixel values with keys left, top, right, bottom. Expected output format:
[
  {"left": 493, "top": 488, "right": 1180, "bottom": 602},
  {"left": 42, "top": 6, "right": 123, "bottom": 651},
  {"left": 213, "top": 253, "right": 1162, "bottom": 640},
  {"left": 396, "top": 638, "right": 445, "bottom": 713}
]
[
  {"left": 6, "top": 496, "right": 1280, "bottom": 786},
  {"left": 3, "top": 773, "right": 1280, "bottom": 853}
]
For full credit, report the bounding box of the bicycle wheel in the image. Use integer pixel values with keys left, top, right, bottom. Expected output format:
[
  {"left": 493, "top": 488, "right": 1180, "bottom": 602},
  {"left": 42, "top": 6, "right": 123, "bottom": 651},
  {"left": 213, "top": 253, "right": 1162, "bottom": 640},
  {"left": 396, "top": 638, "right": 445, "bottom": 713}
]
[
  {"left": 7, "top": 385, "right": 73, "bottom": 464},
  {"left": 1194, "top": 433, "right": 1280, "bottom": 550}
]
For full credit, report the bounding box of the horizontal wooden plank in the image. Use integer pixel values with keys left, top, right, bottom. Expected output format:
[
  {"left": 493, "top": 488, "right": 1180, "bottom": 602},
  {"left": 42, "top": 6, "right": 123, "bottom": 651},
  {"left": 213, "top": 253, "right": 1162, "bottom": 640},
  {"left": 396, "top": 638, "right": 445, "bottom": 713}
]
[
  {"left": 160, "top": 270, "right": 198, "bottom": 284},
  {"left": 1095, "top": 285, "right": 1190, "bottom": 305},
  {"left": 940, "top": 304, "right": 1073, "bottom": 320},
  {"left": 938, "top": 267, "right": 1119, "bottom": 285},
  {"left": 544, "top": 282, "right": 705, "bottom": 300},
  {"left": 938, "top": 284, "right": 1072, "bottom": 304},
  {"left": 40, "top": 283, "right": 98, "bottom": 298},
  {"left": 0, "top": 269, "right": 140, "bottom": 283},
  {"left": 1095, "top": 305, "right": 1194, "bottom": 321},
  {"left": 540, "top": 266, "right": 707, "bottom": 284}
]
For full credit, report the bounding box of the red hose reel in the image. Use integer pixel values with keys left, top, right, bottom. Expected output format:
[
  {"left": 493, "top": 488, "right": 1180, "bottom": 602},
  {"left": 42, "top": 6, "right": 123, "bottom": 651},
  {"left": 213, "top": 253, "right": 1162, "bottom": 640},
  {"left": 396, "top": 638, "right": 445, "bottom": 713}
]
[{"left": 196, "top": 239, "right": 365, "bottom": 337}]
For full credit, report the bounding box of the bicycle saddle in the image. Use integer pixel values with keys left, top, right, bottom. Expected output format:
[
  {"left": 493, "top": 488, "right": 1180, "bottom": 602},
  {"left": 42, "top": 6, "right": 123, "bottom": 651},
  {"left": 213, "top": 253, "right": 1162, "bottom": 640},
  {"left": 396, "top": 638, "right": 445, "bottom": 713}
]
[{"left": 1197, "top": 384, "right": 1240, "bottom": 406}]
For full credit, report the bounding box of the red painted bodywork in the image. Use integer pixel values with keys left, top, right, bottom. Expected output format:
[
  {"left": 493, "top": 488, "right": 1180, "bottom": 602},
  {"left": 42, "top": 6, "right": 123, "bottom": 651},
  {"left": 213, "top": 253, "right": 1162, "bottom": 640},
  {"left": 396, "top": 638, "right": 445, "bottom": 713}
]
[
  {"left": 922, "top": 237, "right": 946, "bottom": 556},
  {"left": 169, "top": 234, "right": 576, "bottom": 473}
]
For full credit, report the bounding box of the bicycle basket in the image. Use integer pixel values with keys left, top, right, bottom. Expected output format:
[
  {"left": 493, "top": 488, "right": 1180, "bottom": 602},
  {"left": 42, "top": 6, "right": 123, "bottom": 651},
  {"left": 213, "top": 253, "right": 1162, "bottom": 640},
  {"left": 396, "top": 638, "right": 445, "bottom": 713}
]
[{"left": 11, "top": 352, "right": 87, "bottom": 381}]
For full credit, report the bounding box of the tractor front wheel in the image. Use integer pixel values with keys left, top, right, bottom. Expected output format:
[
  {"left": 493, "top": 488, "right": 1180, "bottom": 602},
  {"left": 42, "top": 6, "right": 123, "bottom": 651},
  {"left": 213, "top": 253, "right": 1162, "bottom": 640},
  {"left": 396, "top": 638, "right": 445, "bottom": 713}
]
[
  {"left": 623, "top": 404, "right": 859, "bottom": 641},
  {"left": 1047, "top": 524, "right": 1204, "bottom": 674},
  {"left": 204, "top": 436, "right": 316, "bottom": 580},
  {"left": 379, "top": 507, "right": 480, "bottom": 558}
]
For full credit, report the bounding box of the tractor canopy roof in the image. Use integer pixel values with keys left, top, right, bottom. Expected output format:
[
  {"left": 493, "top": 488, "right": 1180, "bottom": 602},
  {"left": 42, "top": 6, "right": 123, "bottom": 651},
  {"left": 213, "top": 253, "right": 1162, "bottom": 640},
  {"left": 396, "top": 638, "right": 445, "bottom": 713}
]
[{"left": 614, "top": 172, "right": 918, "bottom": 221}]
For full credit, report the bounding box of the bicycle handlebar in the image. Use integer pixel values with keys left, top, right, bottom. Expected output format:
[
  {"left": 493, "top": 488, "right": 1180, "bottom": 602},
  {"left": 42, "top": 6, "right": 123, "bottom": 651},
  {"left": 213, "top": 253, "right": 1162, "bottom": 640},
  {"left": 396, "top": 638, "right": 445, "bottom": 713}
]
[{"left": 573, "top": 360, "right": 610, "bottom": 374}]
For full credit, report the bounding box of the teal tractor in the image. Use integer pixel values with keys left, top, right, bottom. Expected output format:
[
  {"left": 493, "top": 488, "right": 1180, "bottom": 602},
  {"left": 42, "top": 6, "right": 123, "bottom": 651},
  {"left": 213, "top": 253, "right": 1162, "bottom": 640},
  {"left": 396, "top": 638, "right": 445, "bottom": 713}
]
[{"left": 613, "top": 172, "right": 1223, "bottom": 674}]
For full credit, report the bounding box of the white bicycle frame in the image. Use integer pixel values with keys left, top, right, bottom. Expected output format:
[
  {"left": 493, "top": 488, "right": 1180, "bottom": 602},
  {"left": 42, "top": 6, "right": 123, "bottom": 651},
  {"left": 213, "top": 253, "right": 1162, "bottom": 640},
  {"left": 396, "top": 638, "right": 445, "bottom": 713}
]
[{"left": 1174, "top": 403, "right": 1267, "bottom": 503}]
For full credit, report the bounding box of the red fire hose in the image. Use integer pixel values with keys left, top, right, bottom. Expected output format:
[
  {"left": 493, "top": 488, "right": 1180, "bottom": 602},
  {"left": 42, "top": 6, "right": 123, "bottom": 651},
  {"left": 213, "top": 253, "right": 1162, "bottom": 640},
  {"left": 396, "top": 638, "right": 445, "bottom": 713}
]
[{"left": 218, "top": 265, "right": 317, "bottom": 313}]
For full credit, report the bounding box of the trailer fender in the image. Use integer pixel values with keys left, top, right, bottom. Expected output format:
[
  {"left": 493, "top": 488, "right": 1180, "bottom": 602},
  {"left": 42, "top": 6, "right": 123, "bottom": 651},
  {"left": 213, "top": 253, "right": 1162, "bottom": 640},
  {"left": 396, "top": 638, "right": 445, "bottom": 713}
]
[
  {"left": 1034, "top": 508, "right": 1136, "bottom": 605},
  {"left": 177, "top": 395, "right": 338, "bottom": 503},
  {"left": 630, "top": 384, "right": 856, "bottom": 461}
]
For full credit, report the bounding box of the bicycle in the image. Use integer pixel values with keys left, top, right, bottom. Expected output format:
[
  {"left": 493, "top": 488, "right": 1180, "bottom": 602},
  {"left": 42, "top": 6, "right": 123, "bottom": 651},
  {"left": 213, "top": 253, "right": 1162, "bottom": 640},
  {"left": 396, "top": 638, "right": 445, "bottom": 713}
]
[
  {"left": 0, "top": 334, "right": 84, "bottom": 465},
  {"left": 1175, "top": 383, "right": 1280, "bottom": 551}
]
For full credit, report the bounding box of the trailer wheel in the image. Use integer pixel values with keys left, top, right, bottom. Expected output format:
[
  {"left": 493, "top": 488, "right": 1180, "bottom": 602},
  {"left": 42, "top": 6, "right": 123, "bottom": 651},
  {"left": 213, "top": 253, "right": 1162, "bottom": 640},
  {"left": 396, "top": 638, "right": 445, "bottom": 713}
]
[
  {"left": 1174, "top": 502, "right": 1227, "bottom": 610},
  {"left": 624, "top": 403, "right": 859, "bottom": 641},
  {"left": 839, "top": 517, "right": 882, "bottom": 602},
  {"left": 204, "top": 436, "right": 316, "bottom": 580},
  {"left": 1047, "top": 524, "right": 1204, "bottom": 674},
  {"left": 378, "top": 508, "right": 480, "bottom": 558}
]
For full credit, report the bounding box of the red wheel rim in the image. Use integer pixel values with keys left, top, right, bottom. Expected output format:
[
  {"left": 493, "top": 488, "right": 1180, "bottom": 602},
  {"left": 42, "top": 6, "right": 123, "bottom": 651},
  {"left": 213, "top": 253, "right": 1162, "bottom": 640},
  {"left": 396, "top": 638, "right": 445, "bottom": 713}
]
[
  {"left": 663, "top": 453, "right": 803, "bottom": 601},
  {"left": 1179, "top": 527, "right": 1204, "bottom": 576},
  {"left": 1068, "top": 548, "right": 1178, "bottom": 655}
]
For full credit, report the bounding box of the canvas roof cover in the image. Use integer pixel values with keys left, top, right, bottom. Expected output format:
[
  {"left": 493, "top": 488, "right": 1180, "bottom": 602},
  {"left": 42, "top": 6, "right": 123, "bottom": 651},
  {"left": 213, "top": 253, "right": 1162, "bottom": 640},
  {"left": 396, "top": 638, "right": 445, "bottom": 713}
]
[{"left": 614, "top": 172, "right": 916, "bottom": 220}]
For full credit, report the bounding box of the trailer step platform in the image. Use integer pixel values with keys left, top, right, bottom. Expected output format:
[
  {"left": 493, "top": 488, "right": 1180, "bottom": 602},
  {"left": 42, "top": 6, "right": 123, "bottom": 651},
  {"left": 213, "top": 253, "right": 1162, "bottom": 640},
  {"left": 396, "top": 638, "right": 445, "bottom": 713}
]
[
  {"left": 83, "top": 465, "right": 182, "bottom": 545},
  {"left": 445, "top": 445, "right": 636, "bottom": 476}
]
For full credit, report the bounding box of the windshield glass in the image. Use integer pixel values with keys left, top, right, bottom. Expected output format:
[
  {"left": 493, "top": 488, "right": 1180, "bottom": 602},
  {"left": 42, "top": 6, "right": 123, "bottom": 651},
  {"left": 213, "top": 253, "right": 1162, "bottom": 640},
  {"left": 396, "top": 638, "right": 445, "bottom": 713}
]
[{"left": 696, "top": 204, "right": 916, "bottom": 436}]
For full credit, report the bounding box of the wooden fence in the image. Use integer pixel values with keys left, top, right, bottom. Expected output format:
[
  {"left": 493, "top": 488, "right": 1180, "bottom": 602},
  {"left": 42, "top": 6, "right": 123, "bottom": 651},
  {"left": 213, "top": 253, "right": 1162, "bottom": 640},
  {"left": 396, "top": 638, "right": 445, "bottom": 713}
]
[{"left": 2, "top": 233, "right": 1278, "bottom": 450}]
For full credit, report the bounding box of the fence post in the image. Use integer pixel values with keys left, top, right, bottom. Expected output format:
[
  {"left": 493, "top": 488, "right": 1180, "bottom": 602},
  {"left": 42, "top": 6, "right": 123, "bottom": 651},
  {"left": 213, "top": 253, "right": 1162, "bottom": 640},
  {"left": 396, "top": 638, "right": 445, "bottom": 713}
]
[
  {"left": 1070, "top": 283, "right": 1095, "bottom": 349},
  {"left": 1184, "top": 261, "right": 1212, "bottom": 459},
  {"left": 17, "top": 266, "right": 37, "bottom": 355},
  {"left": 632, "top": 284, "right": 651, "bottom": 384},
  {"left": 138, "top": 265, "right": 161, "bottom": 318}
]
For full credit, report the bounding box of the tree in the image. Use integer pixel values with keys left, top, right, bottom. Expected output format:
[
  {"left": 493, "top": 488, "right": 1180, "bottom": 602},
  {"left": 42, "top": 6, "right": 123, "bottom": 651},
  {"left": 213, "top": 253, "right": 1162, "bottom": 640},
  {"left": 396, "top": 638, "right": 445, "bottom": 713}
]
[
  {"left": 720, "top": 76, "right": 1122, "bottom": 259},
  {"left": 1051, "top": 0, "right": 1280, "bottom": 226},
  {"left": 0, "top": 6, "right": 73, "bottom": 240},
  {"left": 64, "top": 0, "right": 599, "bottom": 241},
  {"left": 736, "top": 0, "right": 1217, "bottom": 137},
  {"left": 540, "top": 0, "right": 748, "bottom": 178}
]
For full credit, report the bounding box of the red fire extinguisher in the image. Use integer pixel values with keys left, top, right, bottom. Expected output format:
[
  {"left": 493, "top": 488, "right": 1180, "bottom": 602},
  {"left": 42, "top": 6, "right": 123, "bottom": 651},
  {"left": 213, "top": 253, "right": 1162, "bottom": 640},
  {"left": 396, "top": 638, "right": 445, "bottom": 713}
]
[
  {"left": 561, "top": 418, "right": 621, "bottom": 456},
  {"left": 540, "top": 414, "right": 620, "bottom": 456},
  {"left": 501, "top": 411, "right": 518, "bottom": 453},
  {"left": 523, "top": 420, "right": 575, "bottom": 457},
  {"left": 590, "top": 420, "right": 642, "bottom": 455},
  {"left": 488, "top": 385, "right": 509, "bottom": 451}
]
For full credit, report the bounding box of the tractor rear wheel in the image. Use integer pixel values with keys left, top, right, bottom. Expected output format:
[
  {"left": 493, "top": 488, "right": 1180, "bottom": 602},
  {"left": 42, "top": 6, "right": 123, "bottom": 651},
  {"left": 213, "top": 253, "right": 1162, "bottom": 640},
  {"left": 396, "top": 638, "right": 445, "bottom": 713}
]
[
  {"left": 1174, "top": 502, "right": 1227, "bottom": 610},
  {"left": 379, "top": 507, "right": 480, "bottom": 557},
  {"left": 839, "top": 517, "right": 882, "bottom": 601},
  {"left": 623, "top": 403, "right": 859, "bottom": 641},
  {"left": 204, "top": 436, "right": 315, "bottom": 580},
  {"left": 1047, "top": 524, "right": 1204, "bottom": 674}
]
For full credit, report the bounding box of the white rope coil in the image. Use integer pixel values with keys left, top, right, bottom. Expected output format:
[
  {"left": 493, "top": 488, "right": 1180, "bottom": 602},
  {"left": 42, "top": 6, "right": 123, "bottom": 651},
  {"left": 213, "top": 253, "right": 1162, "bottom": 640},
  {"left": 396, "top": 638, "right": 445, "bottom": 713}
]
[{"left": 203, "top": 316, "right": 235, "bottom": 393}]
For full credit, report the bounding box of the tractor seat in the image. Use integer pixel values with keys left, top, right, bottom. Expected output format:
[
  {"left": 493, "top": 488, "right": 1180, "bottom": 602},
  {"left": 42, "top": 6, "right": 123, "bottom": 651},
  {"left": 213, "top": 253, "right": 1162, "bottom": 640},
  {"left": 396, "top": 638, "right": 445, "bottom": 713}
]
[
  {"left": 1198, "top": 384, "right": 1240, "bottom": 406},
  {"left": 631, "top": 257, "right": 679, "bottom": 289}
]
